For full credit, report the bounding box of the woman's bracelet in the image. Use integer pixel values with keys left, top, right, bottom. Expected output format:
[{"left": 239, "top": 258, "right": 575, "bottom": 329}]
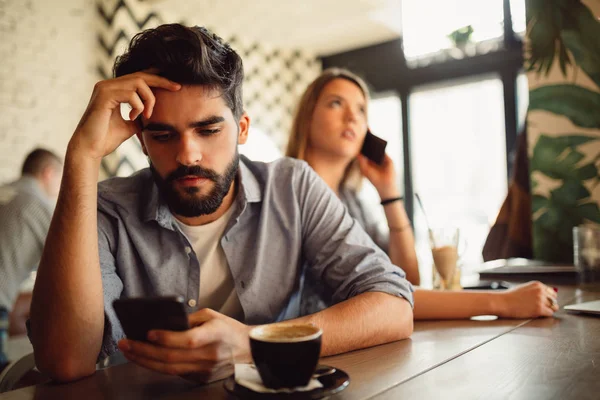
[
  {"left": 380, "top": 196, "right": 403, "bottom": 206},
  {"left": 388, "top": 223, "right": 412, "bottom": 232}
]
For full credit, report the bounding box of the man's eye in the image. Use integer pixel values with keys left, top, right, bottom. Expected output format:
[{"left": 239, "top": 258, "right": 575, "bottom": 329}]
[
  {"left": 152, "top": 133, "right": 172, "bottom": 142},
  {"left": 200, "top": 129, "right": 221, "bottom": 136}
]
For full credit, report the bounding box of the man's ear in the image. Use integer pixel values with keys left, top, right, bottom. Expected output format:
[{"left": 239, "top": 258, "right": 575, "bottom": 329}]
[
  {"left": 135, "top": 118, "right": 149, "bottom": 156},
  {"left": 238, "top": 113, "right": 250, "bottom": 145}
]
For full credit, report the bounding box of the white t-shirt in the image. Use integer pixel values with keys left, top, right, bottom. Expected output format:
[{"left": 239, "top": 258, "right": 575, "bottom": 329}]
[{"left": 174, "top": 203, "right": 243, "bottom": 320}]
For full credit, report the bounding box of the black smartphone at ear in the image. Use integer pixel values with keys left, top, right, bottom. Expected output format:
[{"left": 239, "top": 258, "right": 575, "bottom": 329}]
[
  {"left": 113, "top": 296, "right": 190, "bottom": 342},
  {"left": 360, "top": 130, "right": 387, "bottom": 165}
]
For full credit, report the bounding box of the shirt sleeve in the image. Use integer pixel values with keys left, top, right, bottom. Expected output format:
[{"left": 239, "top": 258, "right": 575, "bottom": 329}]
[
  {"left": 97, "top": 210, "right": 124, "bottom": 361},
  {"left": 296, "top": 163, "right": 414, "bottom": 307}
]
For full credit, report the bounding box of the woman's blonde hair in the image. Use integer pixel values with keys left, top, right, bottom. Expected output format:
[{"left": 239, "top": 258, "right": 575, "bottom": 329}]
[{"left": 286, "top": 67, "right": 370, "bottom": 191}]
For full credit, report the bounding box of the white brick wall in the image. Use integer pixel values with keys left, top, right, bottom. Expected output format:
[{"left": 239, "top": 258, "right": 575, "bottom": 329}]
[{"left": 0, "top": 0, "right": 98, "bottom": 182}]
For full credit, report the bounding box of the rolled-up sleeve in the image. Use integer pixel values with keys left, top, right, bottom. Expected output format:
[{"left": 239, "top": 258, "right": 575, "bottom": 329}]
[
  {"left": 296, "top": 163, "right": 414, "bottom": 307},
  {"left": 97, "top": 210, "right": 124, "bottom": 361}
]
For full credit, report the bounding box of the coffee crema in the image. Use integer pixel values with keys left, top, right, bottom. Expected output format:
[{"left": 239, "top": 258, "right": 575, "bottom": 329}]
[{"left": 250, "top": 324, "right": 322, "bottom": 343}]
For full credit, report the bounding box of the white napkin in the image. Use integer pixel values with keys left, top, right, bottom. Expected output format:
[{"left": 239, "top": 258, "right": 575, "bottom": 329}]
[{"left": 234, "top": 363, "right": 323, "bottom": 393}]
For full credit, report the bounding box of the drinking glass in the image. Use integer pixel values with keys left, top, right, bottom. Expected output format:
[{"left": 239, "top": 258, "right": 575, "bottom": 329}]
[
  {"left": 573, "top": 225, "right": 600, "bottom": 287},
  {"left": 430, "top": 227, "right": 462, "bottom": 290}
]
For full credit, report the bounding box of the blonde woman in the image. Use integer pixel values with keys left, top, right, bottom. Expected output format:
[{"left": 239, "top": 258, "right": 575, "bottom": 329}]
[{"left": 287, "top": 68, "right": 559, "bottom": 319}]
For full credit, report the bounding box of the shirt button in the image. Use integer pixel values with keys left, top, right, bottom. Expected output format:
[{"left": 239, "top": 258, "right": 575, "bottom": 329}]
[
  {"left": 185, "top": 246, "right": 192, "bottom": 254},
  {"left": 188, "top": 299, "right": 197, "bottom": 307}
]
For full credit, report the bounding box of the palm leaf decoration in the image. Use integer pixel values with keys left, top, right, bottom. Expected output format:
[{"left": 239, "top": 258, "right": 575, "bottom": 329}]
[
  {"left": 526, "top": 0, "right": 600, "bottom": 262},
  {"left": 530, "top": 135, "right": 600, "bottom": 262},
  {"left": 526, "top": 0, "right": 600, "bottom": 88},
  {"left": 529, "top": 85, "right": 600, "bottom": 129}
]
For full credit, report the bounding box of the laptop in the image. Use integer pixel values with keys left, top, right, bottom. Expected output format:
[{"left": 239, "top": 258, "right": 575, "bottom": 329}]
[
  {"left": 564, "top": 300, "right": 600, "bottom": 316},
  {"left": 478, "top": 258, "right": 576, "bottom": 280}
]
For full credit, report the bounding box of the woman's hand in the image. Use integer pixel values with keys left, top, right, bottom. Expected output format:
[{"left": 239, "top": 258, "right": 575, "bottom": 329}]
[
  {"left": 496, "top": 281, "right": 559, "bottom": 318},
  {"left": 69, "top": 72, "right": 181, "bottom": 161},
  {"left": 118, "top": 308, "right": 252, "bottom": 383},
  {"left": 357, "top": 154, "right": 399, "bottom": 199}
]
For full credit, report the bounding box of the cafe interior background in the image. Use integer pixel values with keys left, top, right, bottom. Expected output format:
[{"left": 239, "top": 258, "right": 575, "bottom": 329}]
[{"left": 1, "top": 0, "right": 599, "bottom": 287}]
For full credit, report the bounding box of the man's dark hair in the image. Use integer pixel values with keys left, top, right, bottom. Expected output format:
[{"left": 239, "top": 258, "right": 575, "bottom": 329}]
[
  {"left": 114, "top": 24, "right": 244, "bottom": 119},
  {"left": 21, "top": 148, "right": 62, "bottom": 176}
]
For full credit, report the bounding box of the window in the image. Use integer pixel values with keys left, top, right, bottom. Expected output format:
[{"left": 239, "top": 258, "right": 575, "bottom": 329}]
[
  {"left": 401, "top": 0, "right": 525, "bottom": 66},
  {"left": 516, "top": 72, "right": 529, "bottom": 131},
  {"left": 409, "top": 76, "right": 508, "bottom": 285},
  {"left": 510, "top": 0, "right": 526, "bottom": 36}
]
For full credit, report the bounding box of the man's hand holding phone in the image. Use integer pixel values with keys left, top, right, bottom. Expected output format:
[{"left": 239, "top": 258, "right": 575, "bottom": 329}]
[{"left": 116, "top": 305, "right": 252, "bottom": 383}]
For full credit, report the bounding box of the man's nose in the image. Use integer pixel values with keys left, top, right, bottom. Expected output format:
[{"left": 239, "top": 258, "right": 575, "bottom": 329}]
[{"left": 175, "top": 135, "right": 202, "bottom": 166}]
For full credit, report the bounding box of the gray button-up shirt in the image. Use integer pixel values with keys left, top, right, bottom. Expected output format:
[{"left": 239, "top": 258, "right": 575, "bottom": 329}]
[{"left": 97, "top": 156, "right": 413, "bottom": 359}]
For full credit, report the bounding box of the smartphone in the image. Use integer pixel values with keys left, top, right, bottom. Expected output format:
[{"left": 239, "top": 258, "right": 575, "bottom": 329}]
[
  {"left": 360, "top": 129, "right": 387, "bottom": 165},
  {"left": 112, "top": 296, "right": 190, "bottom": 342}
]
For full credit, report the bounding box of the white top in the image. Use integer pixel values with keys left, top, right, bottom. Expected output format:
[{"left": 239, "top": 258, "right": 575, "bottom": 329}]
[{"left": 174, "top": 203, "right": 243, "bottom": 320}]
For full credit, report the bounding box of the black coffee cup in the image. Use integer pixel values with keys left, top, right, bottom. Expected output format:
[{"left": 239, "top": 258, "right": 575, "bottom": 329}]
[{"left": 249, "top": 324, "right": 322, "bottom": 389}]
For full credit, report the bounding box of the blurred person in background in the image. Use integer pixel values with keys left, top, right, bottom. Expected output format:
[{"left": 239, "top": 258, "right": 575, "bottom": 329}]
[
  {"left": 287, "top": 68, "right": 558, "bottom": 320},
  {"left": 0, "top": 148, "right": 62, "bottom": 335}
]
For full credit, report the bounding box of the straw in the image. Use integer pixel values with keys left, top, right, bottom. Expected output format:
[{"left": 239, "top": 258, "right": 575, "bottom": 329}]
[{"left": 415, "top": 193, "right": 436, "bottom": 248}]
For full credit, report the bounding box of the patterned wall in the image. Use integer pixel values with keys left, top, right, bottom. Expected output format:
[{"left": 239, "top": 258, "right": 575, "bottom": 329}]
[
  {"left": 96, "top": 0, "right": 164, "bottom": 179},
  {"left": 96, "top": 0, "right": 321, "bottom": 178}
]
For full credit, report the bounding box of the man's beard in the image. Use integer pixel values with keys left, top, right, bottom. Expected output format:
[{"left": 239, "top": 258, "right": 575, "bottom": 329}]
[{"left": 150, "top": 153, "right": 239, "bottom": 218}]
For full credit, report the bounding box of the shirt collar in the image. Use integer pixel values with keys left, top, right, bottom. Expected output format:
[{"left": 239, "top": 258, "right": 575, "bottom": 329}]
[
  {"left": 142, "top": 155, "right": 263, "bottom": 226},
  {"left": 238, "top": 155, "right": 262, "bottom": 203}
]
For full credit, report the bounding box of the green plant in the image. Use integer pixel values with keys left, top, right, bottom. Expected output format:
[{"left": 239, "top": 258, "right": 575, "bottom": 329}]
[
  {"left": 447, "top": 25, "right": 474, "bottom": 48},
  {"left": 526, "top": 0, "right": 600, "bottom": 262},
  {"left": 530, "top": 135, "right": 600, "bottom": 262},
  {"left": 526, "top": 0, "right": 600, "bottom": 85}
]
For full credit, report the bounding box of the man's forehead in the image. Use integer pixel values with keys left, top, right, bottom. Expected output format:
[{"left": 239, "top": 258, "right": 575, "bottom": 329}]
[
  {"left": 153, "top": 84, "right": 222, "bottom": 98},
  {"left": 143, "top": 85, "right": 231, "bottom": 124},
  {"left": 152, "top": 85, "right": 227, "bottom": 109}
]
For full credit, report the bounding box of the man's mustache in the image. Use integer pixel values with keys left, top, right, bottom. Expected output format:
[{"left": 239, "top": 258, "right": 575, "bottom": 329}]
[{"left": 166, "top": 165, "right": 219, "bottom": 182}]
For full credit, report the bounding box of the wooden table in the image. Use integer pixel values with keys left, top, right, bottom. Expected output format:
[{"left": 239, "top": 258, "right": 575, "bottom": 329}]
[
  {"left": 377, "top": 285, "right": 600, "bottom": 400},
  {"left": 1, "top": 283, "right": 598, "bottom": 399}
]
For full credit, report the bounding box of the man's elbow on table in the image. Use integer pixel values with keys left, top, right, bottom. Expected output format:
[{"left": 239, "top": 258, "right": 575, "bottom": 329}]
[
  {"left": 34, "top": 349, "right": 97, "bottom": 383},
  {"left": 364, "top": 292, "right": 413, "bottom": 344},
  {"left": 389, "top": 296, "right": 414, "bottom": 341}
]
